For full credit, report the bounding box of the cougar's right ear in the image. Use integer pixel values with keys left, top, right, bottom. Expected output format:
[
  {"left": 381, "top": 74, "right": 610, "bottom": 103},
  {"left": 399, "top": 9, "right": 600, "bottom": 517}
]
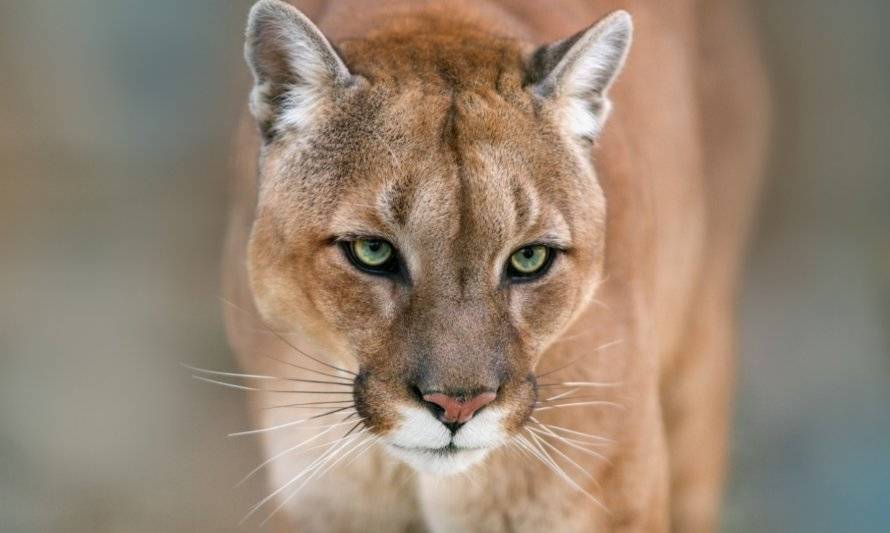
[
  {"left": 526, "top": 11, "right": 633, "bottom": 142},
  {"left": 244, "top": 0, "right": 356, "bottom": 141}
]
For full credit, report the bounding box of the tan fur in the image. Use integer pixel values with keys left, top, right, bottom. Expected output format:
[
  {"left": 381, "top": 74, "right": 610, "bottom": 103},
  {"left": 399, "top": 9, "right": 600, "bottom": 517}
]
[{"left": 223, "top": 0, "right": 770, "bottom": 531}]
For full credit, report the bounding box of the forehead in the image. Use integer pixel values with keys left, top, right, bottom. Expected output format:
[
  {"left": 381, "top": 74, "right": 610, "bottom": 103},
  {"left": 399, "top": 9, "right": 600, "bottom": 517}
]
[
  {"left": 265, "top": 29, "right": 589, "bottom": 250},
  {"left": 325, "top": 87, "right": 572, "bottom": 249}
]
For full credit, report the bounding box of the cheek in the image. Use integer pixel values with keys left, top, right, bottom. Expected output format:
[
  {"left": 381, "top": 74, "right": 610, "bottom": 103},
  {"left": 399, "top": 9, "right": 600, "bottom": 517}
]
[
  {"left": 509, "top": 267, "right": 591, "bottom": 348},
  {"left": 311, "top": 247, "right": 401, "bottom": 344},
  {"left": 246, "top": 222, "right": 307, "bottom": 326},
  {"left": 516, "top": 281, "right": 574, "bottom": 334}
]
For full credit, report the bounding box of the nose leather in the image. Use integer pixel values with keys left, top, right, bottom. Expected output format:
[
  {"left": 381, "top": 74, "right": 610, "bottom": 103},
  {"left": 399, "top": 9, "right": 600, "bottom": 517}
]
[{"left": 422, "top": 392, "right": 497, "bottom": 423}]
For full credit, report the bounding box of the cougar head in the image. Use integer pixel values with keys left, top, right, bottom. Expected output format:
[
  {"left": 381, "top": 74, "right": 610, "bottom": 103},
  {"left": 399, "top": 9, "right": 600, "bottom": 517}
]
[{"left": 243, "top": 0, "right": 631, "bottom": 475}]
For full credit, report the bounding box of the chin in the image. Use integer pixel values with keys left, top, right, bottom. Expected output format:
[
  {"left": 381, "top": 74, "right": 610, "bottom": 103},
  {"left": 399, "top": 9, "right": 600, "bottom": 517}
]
[{"left": 384, "top": 444, "right": 492, "bottom": 476}]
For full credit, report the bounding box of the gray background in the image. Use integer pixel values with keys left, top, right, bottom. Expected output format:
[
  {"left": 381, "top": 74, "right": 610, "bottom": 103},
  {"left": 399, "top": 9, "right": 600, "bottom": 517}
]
[{"left": 1, "top": 1, "right": 887, "bottom": 531}]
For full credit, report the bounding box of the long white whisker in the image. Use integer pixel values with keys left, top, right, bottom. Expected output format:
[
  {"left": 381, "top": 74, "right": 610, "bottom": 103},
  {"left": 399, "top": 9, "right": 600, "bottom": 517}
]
[
  {"left": 558, "top": 381, "right": 623, "bottom": 388},
  {"left": 259, "top": 434, "right": 372, "bottom": 526},
  {"left": 514, "top": 435, "right": 569, "bottom": 485},
  {"left": 342, "top": 436, "right": 379, "bottom": 469},
  {"left": 538, "top": 395, "right": 622, "bottom": 404},
  {"left": 544, "top": 388, "right": 580, "bottom": 402},
  {"left": 537, "top": 381, "right": 623, "bottom": 389},
  {"left": 267, "top": 400, "right": 354, "bottom": 411},
  {"left": 259, "top": 352, "right": 358, "bottom": 383},
  {"left": 192, "top": 375, "right": 354, "bottom": 395},
  {"left": 186, "top": 363, "right": 355, "bottom": 388},
  {"left": 228, "top": 414, "right": 356, "bottom": 438},
  {"left": 219, "top": 296, "right": 357, "bottom": 376},
  {"left": 529, "top": 417, "right": 614, "bottom": 443},
  {"left": 536, "top": 339, "right": 623, "bottom": 378},
  {"left": 529, "top": 426, "right": 610, "bottom": 463},
  {"left": 241, "top": 432, "right": 365, "bottom": 524},
  {"left": 534, "top": 400, "right": 624, "bottom": 411},
  {"left": 527, "top": 428, "right": 601, "bottom": 487},
  {"left": 235, "top": 424, "right": 350, "bottom": 487},
  {"left": 515, "top": 434, "right": 576, "bottom": 491},
  {"left": 263, "top": 400, "right": 356, "bottom": 410},
  {"left": 524, "top": 431, "right": 609, "bottom": 513},
  {"left": 192, "top": 375, "right": 257, "bottom": 391},
  {"left": 529, "top": 425, "right": 608, "bottom": 448},
  {"left": 182, "top": 364, "right": 278, "bottom": 380}
]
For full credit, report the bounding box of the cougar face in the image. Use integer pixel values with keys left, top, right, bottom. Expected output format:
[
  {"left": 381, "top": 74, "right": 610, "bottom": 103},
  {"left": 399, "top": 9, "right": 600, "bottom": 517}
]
[{"left": 244, "top": 0, "right": 631, "bottom": 475}]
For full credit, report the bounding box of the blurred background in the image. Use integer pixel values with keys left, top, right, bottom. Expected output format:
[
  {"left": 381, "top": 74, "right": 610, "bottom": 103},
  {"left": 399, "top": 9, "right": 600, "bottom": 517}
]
[{"left": 1, "top": 1, "right": 887, "bottom": 531}]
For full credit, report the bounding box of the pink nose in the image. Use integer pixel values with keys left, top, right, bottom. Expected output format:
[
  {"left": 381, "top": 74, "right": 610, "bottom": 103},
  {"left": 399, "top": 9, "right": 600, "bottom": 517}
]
[{"left": 422, "top": 392, "right": 497, "bottom": 424}]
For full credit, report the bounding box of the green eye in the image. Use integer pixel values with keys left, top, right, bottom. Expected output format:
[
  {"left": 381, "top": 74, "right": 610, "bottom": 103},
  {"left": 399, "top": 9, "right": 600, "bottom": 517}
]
[
  {"left": 508, "top": 245, "right": 552, "bottom": 277},
  {"left": 350, "top": 239, "right": 394, "bottom": 268}
]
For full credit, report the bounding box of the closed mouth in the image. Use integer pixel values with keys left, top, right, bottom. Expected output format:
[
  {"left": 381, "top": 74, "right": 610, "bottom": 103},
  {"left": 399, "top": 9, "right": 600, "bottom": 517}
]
[
  {"left": 390, "top": 443, "right": 485, "bottom": 456},
  {"left": 385, "top": 439, "right": 494, "bottom": 475}
]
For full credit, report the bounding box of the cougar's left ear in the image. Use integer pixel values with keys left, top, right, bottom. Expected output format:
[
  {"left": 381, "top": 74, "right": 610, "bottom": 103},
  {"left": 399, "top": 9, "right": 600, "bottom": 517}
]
[
  {"left": 244, "top": 0, "right": 356, "bottom": 140},
  {"left": 526, "top": 11, "right": 633, "bottom": 141}
]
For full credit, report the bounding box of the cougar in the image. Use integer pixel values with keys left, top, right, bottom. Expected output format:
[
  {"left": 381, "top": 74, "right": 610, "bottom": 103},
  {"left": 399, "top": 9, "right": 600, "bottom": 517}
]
[{"left": 215, "top": 0, "right": 769, "bottom": 530}]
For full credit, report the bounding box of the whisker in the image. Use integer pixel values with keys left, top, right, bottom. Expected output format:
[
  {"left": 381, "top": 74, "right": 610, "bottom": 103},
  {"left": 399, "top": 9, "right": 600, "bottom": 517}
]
[
  {"left": 187, "top": 363, "right": 354, "bottom": 387},
  {"left": 219, "top": 296, "right": 357, "bottom": 377},
  {"left": 341, "top": 435, "right": 379, "bottom": 468},
  {"left": 241, "top": 432, "right": 364, "bottom": 524},
  {"left": 549, "top": 329, "right": 599, "bottom": 345},
  {"left": 513, "top": 435, "right": 565, "bottom": 485},
  {"left": 274, "top": 377, "right": 353, "bottom": 387},
  {"left": 537, "top": 381, "right": 623, "bottom": 388},
  {"left": 235, "top": 424, "right": 353, "bottom": 487},
  {"left": 530, "top": 418, "right": 614, "bottom": 443},
  {"left": 181, "top": 363, "right": 278, "bottom": 380},
  {"left": 269, "top": 330, "right": 358, "bottom": 377},
  {"left": 258, "top": 404, "right": 356, "bottom": 411},
  {"left": 342, "top": 420, "right": 364, "bottom": 438},
  {"left": 537, "top": 395, "right": 622, "bottom": 404},
  {"left": 535, "top": 339, "right": 623, "bottom": 379},
  {"left": 192, "top": 375, "right": 353, "bottom": 395},
  {"left": 260, "top": 352, "right": 357, "bottom": 383},
  {"left": 262, "top": 399, "right": 355, "bottom": 410},
  {"left": 515, "top": 434, "right": 592, "bottom": 501},
  {"left": 531, "top": 429, "right": 608, "bottom": 449},
  {"left": 526, "top": 428, "right": 602, "bottom": 487},
  {"left": 543, "top": 388, "right": 579, "bottom": 402},
  {"left": 228, "top": 407, "right": 356, "bottom": 437},
  {"left": 534, "top": 400, "right": 624, "bottom": 411},
  {"left": 521, "top": 432, "right": 609, "bottom": 514},
  {"left": 529, "top": 426, "right": 610, "bottom": 463},
  {"left": 259, "top": 433, "right": 372, "bottom": 526}
]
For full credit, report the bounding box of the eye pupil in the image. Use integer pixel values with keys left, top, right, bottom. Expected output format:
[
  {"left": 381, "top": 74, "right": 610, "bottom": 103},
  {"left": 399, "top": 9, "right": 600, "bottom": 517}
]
[
  {"left": 508, "top": 245, "right": 552, "bottom": 278},
  {"left": 348, "top": 239, "right": 396, "bottom": 272}
]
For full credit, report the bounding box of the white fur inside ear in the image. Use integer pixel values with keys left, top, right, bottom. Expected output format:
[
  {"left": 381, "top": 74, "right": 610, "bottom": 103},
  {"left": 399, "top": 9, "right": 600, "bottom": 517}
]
[
  {"left": 561, "top": 93, "right": 612, "bottom": 141},
  {"left": 247, "top": 33, "right": 332, "bottom": 131},
  {"left": 277, "top": 81, "right": 327, "bottom": 131},
  {"left": 245, "top": 0, "right": 351, "bottom": 134},
  {"left": 542, "top": 11, "right": 633, "bottom": 139},
  {"left": 249, "top": 76, "right": 328, "bottom": 133},
  {"left": 248, "top": 80, "right": 275, "bottom": 126}
]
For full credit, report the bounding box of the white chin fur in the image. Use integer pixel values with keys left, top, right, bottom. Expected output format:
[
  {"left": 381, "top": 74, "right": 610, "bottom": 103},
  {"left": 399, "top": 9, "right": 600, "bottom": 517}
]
[
  {"left": 384, "top": 445, "right": 491, "bottom": 476},
  {"left": 383, "top": 405, "right": 507, "bottom": 475}
]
